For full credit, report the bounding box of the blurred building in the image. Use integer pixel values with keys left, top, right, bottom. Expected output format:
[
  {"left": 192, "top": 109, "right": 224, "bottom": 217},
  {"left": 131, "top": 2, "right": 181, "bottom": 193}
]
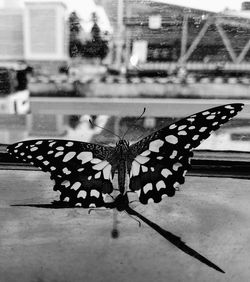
[
  {"left": 98, "top": 0, "right": 250, "bottom": 75},
  {"left": 0, "top": 0, "right": 68, "bottom": 73},
  {"left": 0, "top": 4, "right": 24, "bottom": 60}
]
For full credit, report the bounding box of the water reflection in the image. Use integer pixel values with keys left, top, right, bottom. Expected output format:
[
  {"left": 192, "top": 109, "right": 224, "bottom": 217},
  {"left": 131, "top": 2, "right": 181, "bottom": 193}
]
[{"left": 0, "top": 114, "right": 249, "bottom": 152}]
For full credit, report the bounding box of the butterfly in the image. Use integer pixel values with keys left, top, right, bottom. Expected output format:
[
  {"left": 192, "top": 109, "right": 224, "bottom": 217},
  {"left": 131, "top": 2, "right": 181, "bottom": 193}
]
[{"left": 7, "top": 103, "right": 244, "bottom": 212}]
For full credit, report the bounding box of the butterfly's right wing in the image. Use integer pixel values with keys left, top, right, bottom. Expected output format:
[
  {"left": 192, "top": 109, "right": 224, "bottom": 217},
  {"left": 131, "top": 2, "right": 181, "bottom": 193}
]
[
  {"left": 128, "top": 103, "right": 244, "bottom": 204},
  {"left": 7, "top": 139, "right": 115, "bottom": 208}
]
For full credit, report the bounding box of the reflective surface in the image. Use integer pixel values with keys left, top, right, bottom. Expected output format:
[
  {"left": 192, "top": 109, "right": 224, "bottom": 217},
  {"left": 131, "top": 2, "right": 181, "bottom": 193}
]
[{"left": 1, "top": 113, "right": 249, "bottom": 152}]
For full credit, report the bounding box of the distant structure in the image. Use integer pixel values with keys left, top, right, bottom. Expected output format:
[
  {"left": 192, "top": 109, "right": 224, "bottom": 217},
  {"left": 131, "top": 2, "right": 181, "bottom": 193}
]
[
  {"left": 242, "top": 2, "right": 250, "bottom": 11},
  {"left": 118, "top": 0, "right": 250, "bottom": 74},
  {"left": 0, "top": 0, "right": 68, "bottom": 73},
  {"left": 0, "top": 1, "right": 23, "bottom": 60}
]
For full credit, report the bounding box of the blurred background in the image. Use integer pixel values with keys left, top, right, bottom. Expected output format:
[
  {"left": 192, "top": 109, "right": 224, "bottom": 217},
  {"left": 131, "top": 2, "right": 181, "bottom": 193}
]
[
  {"left": 1, "top": 2, "right": 250, "bottom": 281},
  {"left": 0, "top": 0, "right": 249, "bottom": 152}
]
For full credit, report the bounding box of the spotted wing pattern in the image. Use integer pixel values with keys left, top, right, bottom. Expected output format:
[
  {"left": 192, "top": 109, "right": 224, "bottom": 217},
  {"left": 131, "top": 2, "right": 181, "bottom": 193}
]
[
  {"left": 129, "top": 103, "right": 244, "bottom": 205},
  {"left": 7, "top": 139, "right": 115, "bottom": 208}
]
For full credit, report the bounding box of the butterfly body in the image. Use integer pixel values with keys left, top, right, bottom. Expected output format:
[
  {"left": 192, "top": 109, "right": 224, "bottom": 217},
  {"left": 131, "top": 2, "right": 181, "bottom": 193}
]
[
  {"left": 7, "top": 103, "right": 244, "bottom": 210},
  {"left": 108, "top": 139, "right": 132, "bottom": 195}
]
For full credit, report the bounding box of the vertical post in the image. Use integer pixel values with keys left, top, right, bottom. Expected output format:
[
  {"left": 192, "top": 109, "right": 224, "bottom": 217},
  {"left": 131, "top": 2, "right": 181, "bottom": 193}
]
[
  {"left": 114, "top": 0, "right": 124, "bottom": 69},
  {"left": 180, "top": 13, "right": 189, "bottom": 64}
]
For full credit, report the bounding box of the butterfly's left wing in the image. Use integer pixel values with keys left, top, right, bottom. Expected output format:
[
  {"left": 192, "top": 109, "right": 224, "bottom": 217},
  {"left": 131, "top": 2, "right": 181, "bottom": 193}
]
[
  {"left": 7, "top": 139, "right": 115, "bottom": 208},
  {"left": 128, "top": 103, "right": 244, "bottom": 204}
]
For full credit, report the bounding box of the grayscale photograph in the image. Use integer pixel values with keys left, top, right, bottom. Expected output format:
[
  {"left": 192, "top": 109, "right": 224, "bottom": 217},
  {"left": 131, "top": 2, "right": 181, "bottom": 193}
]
[{"left": 0, "top": 0, "right": 249, "bottom": 281}]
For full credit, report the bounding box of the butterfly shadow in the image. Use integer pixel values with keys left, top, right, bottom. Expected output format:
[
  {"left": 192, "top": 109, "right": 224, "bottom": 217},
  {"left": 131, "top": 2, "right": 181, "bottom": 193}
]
[
  {"left": 127, "top": 206, "right": 225, "bottom": 274},
  {"left": 12, "top": 202, "right": 224, "bottom": 274}
]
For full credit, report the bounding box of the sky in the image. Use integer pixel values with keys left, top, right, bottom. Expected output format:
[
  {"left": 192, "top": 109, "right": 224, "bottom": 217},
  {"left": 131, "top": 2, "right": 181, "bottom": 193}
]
[
  {"left": 153, "top": 0, "right": 242, "bottom": 12},
  {"left": 0, "top": 0, "right": 245, "bottom": 31},
  {"left": 0, "top": 0, "right": 243, "bottom": 14}
]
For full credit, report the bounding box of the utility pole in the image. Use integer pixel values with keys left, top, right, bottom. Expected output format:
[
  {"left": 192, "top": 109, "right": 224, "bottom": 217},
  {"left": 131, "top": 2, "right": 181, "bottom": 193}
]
[{"left": 114, "top": 0, "right": 124, "bottom": 70}]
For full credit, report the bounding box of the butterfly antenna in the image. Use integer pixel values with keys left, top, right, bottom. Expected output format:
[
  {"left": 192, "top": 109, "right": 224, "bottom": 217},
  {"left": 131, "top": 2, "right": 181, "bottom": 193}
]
[
  {"left": 121, "top": 107, "right": 146, "bottom": 139},
  {"left": 89, "top": 119, "right": 121, "bottom": 140}
]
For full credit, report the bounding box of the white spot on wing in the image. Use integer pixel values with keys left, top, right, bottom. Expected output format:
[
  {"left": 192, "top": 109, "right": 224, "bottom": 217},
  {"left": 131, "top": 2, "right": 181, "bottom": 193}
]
[
  {"left": 165, "top": 135, "right": 178, "bottom": 144},
  {"left": 141, "top": 150, "right": 151, "bottom": 156},
  {"left": 91, "top": 158, "right": 102, "bottom": 164},
  {"left": 71, "top": 182, "right": 81, "bottom": 190},
  {"left": 142, "top": 165, "right": 148, "bottom": 172},
  {"left": 77, "top": 151, "right": 93, "bottom": 164},
  {"left": 30, "top": 147, "right": 38, "bottom": 152},
  {"left": 78, "top": 190, "right": 87, "bottom": 199},
  {"left": 61, "top": 180, "right": 70, "bottom": 188},
  {"left": 15, "top": 142, "right": 23, "bottom": 148},
  {"left": 43, "top": 161, "right": 49, "bottom": 166},
  {"left": 55, "top": 152, "right": 63, "bottom": 158},
  {"left": 90, "top": 190, "right": 100, "bottom": 198},
  {"left": 173, "top": 162, "right": 182, "bottom": 171},
  {"left": 169, "top": 124, "right": 177, "bottom": 129},
  {"left": 170, "top": 150, "right": 177, "bottom": 159},
  {"left": 63, "top": 152, "right": 76, "bottom": 162},
  {"left": 202, "top": 111, "right": 210, "bottom": 116},
  {"left": 131, "top": 161, "right": 140, "bottom": 176},
  {"left": 178, "top": 130, "right": 187, "bottom": 136},
  {"left": 148, "top": 198, "right": 154, "bottom": 204},
  {"left": 93, "top": 160, "right": 109, "bottom": 171},
  {"left": 174, "top": 182, "right": 180, "bottom": 188},
  {"left": 56, "top": 146, "right": 64, "bottom": 151},
  {"left": 66, "top": 142, "right": 74, "bottom": 147},
  {"left": 63, "top": 167, "right": 71, "bottom": 175},
  {"left": 161, "top": 168, "right": 172, "bottom": 178},
  {"left": 156, "top": 180, "right": 166, "bottom": 191},
  {"left": 36, "top": 156, "right": 43, "bottom": 160},
  {"left": 36, "top": 141, "right": 43, "bottom": 145},
  {"left": 135, "top": 155, "right": 150, "bottom": 164},
  {"left": 199, "top": 127, "right": 207, "bottom": 132},
  {"left": 103, "top": 164, "right": 111, "bottom": 180},
  {"left": 192, "top": 135, "right": 199, "bottom": 141},
  {"left": 149, "top": 139, "right": 164, "bottom": 152},
  {"left": 178, "top": 125, "right": 187, "bottom": 130},
  {"left": 206, "top": 115, "right": 215, "bottom": 120},
  {"left": 94, "top": 172, "right": 101, "bottom": 179},
  {"left": 143, "top": 183, "right": 153, "bottom": 194}
]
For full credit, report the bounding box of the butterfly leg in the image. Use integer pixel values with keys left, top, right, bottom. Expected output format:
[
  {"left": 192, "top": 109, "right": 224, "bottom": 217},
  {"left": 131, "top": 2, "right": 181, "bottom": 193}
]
[
  {"left": 125, "top": 212, "right": 141, "bottom": 227},
  {"left": 88, "top": 208, "right": 109, "bottom": 214}
]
